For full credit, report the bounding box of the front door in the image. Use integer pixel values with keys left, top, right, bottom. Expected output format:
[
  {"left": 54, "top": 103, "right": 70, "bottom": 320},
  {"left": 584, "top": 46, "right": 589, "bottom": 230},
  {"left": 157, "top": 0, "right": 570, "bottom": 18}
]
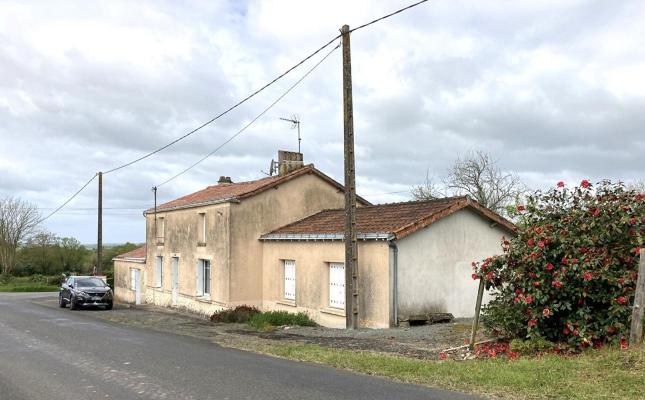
[
  {"left": 133, "top": 269, "right": 141, "bottom": 305},
  {"left": 171, "top": 257, "right": 179, "bottom": 306}
]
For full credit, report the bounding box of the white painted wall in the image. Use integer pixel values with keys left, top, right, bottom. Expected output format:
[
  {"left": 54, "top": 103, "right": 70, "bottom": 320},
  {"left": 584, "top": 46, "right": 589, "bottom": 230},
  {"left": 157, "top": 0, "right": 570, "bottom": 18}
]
[{"left": 396, "top": 208, "right": 511, "bottom": 319}]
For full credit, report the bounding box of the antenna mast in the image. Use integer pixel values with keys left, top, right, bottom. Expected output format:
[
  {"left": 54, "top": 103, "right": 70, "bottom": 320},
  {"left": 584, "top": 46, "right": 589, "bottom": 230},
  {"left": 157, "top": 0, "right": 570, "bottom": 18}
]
[{"left": 279, "top": 114, "right": 301, "bottom": 153}]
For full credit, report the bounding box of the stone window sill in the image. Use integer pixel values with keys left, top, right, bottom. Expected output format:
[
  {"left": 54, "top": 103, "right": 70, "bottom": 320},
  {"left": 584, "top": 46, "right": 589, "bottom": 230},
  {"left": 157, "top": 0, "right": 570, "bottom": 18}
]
[
  {"left": 196, "top": 296, "right": 211, "bottom": 303},
  {"left": 321, "top": 307, "right": 345, "bottom": 317},
  {"left": 277, "top": 300, "right": 296, "bottom": 307}
]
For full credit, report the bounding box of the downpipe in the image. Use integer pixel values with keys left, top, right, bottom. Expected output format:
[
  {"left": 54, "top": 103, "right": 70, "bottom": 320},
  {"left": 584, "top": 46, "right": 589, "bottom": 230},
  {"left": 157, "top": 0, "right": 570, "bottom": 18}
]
[{"left": 389, "top": 239, "right": 399, "bottom": 327}]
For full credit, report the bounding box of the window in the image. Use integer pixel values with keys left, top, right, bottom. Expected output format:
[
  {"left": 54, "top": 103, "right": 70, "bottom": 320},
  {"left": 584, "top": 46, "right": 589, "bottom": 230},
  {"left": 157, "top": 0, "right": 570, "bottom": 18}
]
[
  {"left": 198, "top": 213, "right": 206, "bottom": 244},
  {"left": 157, "top": 217, "right": 165, "bottom": 242},
  {"left": 130, "top": 269, "right": 137, "bottom": 290},
  {"left": 196, "top": 259, "right": 211, "bottom": 297},
  {"left": 329, "top": 263, "right": 345, "bottom": 309},
  {"left": 284, "top": 260, "right": 296, "bottom": 300},
  {"left": 155, "top": 256, "right": 163, "bottom": 287}
]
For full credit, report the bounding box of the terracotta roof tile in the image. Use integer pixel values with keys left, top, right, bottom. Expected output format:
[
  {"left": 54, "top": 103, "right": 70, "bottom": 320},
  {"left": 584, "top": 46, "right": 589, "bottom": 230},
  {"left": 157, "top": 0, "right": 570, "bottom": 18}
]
[
  {"left": 147, "top": 165, "right": 370, "bottom": 213},
  {"left": 113, "top": 245, "right": 147, "bottom": 260},
  {"left": 264, "top": 196, "right": 515, "bottom": 240}
]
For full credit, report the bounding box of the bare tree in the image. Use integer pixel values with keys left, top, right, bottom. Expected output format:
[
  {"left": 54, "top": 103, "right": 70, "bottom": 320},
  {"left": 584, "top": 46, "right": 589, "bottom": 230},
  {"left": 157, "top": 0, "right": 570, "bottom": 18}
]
[
  {"left": 0, "top": 197, "right": 41, "bottom": 274},
  {"left": 444, "top": 151, "right": 524, "bottom": 214},
  {"left": 411, "top": 151, "right": 524, "bottom": 216},
  {"left": 629, "top": 180, "right": 645, "bottom": 193},
  {"left": 410, "top": 170, "right": 444, "bottom": 200}
]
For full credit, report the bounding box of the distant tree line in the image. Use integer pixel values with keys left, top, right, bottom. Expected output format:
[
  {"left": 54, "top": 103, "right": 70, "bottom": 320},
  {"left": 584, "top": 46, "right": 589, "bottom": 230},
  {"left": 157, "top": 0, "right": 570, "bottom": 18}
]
[{"left": 1, "top": 196, "right": 140, "bottom": 278}]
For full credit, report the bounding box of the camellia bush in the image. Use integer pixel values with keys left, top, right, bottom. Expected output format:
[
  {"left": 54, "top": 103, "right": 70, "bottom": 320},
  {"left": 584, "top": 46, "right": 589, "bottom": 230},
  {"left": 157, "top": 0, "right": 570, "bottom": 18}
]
[{"left": 473, "top": 180, "right": 644, "bottom": 348}]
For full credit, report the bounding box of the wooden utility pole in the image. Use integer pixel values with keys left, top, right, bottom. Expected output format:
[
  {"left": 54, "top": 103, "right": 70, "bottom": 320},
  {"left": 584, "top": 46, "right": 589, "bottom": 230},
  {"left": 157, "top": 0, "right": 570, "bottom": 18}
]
[
  {"left": 469, "top": 278, "right": 486, "bottom": 350},
  {"left": 342, "top": 24, "right": 359, "bottom": 329},
  {"left": 152, "top": 186, "right": 158, "bottom": 244},
  {"left": 630, "top": 249, "right": 645, "bottom": 346},
  {"left": 96, "top": 171, "right": 103, "bottom": 275}
]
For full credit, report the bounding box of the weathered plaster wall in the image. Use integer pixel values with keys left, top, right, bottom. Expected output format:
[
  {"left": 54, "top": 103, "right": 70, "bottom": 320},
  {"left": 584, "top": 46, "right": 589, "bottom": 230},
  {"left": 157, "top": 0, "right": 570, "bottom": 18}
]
[
  {"left": 261, "top": 240, "right": 391, "bottom": 328},
  {"left": 229, "top": 172, "right": 347, "bottom": 306},
  {"left": 113, "top": 259, "right": 145, "bottom": 304},
  {"left": 396, "top": 208, "right": 510, "bottom": 319},
  {"left": 144, "top": 202, "right": 231, "bottom": 308}
]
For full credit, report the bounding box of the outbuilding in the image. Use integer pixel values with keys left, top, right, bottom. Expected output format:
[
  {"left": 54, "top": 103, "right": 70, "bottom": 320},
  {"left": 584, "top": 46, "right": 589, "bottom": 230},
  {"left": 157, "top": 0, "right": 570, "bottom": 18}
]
[{"left": 260, "top": 196, "right": 515, "bottom": 328}]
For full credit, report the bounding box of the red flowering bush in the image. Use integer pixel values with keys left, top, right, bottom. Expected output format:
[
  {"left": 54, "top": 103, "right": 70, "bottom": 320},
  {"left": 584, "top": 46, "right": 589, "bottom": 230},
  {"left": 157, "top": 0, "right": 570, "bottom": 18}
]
[{"left": 473, "top": 180, "right": 644, "bottom": 348}]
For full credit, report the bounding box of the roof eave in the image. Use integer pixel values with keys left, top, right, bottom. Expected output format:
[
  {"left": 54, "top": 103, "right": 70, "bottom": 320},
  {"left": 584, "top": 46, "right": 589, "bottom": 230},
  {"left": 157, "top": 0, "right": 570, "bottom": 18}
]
[
  {"left": 260, "top": 232, "right": 390, "bottom": 241},
  {"left": 144, "top": 197, "right": 240, "bottom": 215}
]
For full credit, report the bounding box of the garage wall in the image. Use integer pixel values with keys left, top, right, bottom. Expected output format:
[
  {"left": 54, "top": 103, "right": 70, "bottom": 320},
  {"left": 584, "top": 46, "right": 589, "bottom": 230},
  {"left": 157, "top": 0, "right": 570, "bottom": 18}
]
[{"left": 396, "top": 208, "right": 510, "bottom": 319}]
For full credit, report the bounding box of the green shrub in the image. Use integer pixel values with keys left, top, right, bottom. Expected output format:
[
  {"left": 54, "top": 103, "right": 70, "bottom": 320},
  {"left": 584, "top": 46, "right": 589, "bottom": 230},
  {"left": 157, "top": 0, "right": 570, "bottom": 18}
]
[
  {"left": 0, "top": 273, "right": 12, "bottom": 284},
  {"left": 210, "top": 305, "right": 260, "bottom": 323},
  {"left": 0, "top": 285, "right": 59, "bottom": 292},
  {"left": 473, "top": 180, "right": 644, "bottom": 348},
  {"left": 509, "top": 337, "right": 556, "bottom": 355},
  {"left": 248, "top": 311, "right": 317, "bottom": 330}
]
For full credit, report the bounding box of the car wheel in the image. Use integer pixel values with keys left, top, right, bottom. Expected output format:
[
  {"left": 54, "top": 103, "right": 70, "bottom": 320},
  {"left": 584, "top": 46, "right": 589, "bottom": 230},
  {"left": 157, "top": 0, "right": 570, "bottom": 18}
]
[
  {"left": 105, "top": 302, "right": 113, "bottom": 310},
  {"left": 69, "top": 296, "right": 77, "bottom": 310},
  {"left": 58, "top": 294, "right": 66, "bottom": 308}
]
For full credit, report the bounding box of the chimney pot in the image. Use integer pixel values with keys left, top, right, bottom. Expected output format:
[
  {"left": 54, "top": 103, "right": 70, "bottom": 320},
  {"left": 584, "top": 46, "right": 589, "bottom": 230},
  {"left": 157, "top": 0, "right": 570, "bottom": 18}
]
[
  {"left": 218, "top": 176, "right": 233, "bottom": 184},
  {"left": 278, "top": 150, "right": 304, "bottom": 175}
]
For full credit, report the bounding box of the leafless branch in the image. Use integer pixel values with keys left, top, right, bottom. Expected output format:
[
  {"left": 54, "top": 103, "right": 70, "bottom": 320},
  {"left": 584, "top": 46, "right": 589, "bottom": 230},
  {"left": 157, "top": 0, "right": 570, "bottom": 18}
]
[{"left": 0, "top": 197, "right": 41, "bottom": 274}]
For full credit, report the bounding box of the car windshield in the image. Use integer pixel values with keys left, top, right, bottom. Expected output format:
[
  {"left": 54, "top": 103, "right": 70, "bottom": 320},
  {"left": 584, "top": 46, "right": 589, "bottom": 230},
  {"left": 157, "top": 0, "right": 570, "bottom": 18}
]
[{"left": 75, "top": 278, "right": 106, "bottom": 287}]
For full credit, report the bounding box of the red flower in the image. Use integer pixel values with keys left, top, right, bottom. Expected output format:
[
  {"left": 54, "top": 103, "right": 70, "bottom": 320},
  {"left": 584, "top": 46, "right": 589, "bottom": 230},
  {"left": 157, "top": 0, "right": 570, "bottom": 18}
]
[
  {"left": 525, "top": 295, "right": 533, "bottom": 304},
  {"left": 573, "top": 328, "right": 579, "bottom": 336},
  {"left": 528, "top": 319, "right": 538, "bottom": 327},
  {"left": 515, "top": 289, "right": 524, "bottom": 296},
  {"left": 618, "top": 277, "right": 625, "bottom": 285},
  {"left": 563, "top": 327, "right": 570, "bottom": 335},
  {"left": 514, "top": 296, "right": 521, "bottom": 303},
  {"left": 439, "top": 352, "right": 447, "bottom": 360},
  {"left": 557, "top": 181, "right": 565, "bottom": 188},
  {"left": 545, "top": 263, "right": 555, "bottom": 271},
  {"left": 607, "top": 326, "right": 616, "bottom": 334},
  {"left": 636, "top": 193, "right": 644, "bottom": 201},
  {"left": 593, "top": 208, "right": 601, "bottom": 217},
  {"left": 562, "top": 257, "right": 568, "bottom": 265},
  {"left": 628, "top": 217, "right": 637, "bottom": 225},
  {"left": 616, "top": 296, "right": 627, "bottom": 305},
  {"left": 527, "top": 239, "right": 534, "bottom": 246},
  {"left": 471, "top": 273, "right": 478, "bottom": 280},
  {"left": 517, "top": 205, "right": 525, "bottom": 212},
  {"left": 537, "top": 240, "right": 545, "bottom": 248},
  {"left": 583, "top": 272, "right": 593, "bottom": 281},
  {"left": 532, "top": 282, "right": 541, "bottom": 287},
  {"left": 552, "top": 280, "right": 563, "bottom": 288},
  {"left": 542, "top": 308, "right": 551, "bottom": 317},
  {"left": 581, "top": 179, "right": 590, "bottom": 188},
  {"left": 620, "top": 338, "right": 629, "bottom": 350},
  {"left": 485, "top": 271, "right": 494, "bottom": 280}
]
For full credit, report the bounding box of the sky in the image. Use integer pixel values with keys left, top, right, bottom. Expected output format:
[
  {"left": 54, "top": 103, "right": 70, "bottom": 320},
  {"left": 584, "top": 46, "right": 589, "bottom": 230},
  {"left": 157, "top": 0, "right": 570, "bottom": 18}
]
[{"left": 1, "top": 0, "right": 644, "bottom": 244}]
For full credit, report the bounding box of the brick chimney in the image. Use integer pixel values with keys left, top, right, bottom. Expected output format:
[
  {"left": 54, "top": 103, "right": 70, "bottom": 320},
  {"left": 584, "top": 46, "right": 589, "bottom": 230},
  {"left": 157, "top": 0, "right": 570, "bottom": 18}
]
[
  {"left": 278, "top": 150, "right": 304, "bottom": 175},
  {"left": 218, "top": 176, "right": 233, "bottom": 185}
]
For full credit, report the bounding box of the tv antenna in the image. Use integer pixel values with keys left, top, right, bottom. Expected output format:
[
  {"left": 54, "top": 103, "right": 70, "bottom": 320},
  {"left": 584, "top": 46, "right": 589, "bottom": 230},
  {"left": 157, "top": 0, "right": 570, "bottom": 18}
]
[{"left": 279, "top": 114, "right": 301, "bottom": 153}]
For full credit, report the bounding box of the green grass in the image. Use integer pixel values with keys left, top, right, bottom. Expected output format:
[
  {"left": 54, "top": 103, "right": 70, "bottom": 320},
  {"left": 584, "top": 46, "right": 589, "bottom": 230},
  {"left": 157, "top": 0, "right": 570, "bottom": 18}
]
[
  {"left": 0, "top": 284, "right": 59, "bottom": 292},
  {"left": 248, "top": 311, "right": 317, "bottom": 330},
  {"left": 0, "top": 275, "right": 60, "bottom": 292},
  {"left": 239, "top": 342, "right": 644, "bottom": 399}
]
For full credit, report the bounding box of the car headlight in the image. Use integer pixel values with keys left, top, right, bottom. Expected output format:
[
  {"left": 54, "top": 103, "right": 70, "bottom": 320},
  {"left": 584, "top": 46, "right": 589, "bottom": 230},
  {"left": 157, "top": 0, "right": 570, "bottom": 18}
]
[
  {"left": 105, "top": 290, "right": 113, "bottom": 299},
  {"left": 73, "top": 290, "right": 88, "bottom": 297}
]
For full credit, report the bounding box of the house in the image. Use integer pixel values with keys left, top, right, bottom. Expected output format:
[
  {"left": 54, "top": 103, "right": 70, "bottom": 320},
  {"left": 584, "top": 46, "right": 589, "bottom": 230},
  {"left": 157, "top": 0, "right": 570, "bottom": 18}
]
[
  {"left": 260, "top": 196, "right": 515, "bottom": 328},
  {"left": 113, "top": 151, "right": 514, "bottom": 328},
  {"left": 113, "top": 151, "right": 370, "bottom": 316}
]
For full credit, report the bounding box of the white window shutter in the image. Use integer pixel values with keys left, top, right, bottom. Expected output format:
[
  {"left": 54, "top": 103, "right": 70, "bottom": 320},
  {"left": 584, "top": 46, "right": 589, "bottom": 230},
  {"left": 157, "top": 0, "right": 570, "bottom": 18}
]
[
  {"left": 196, "top": 260, "right": 204, "bottom": 296},
  {"left": 329, "top": 263, "right": 345, "bottom": 309},
  {"left": 284, "top": 260, "right": 296, "bottom": 300}
]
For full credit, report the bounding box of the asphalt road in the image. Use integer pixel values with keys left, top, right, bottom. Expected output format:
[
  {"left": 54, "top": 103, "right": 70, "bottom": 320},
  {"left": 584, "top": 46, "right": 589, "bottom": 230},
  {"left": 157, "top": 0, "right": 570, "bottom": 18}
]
[{"left": 0, "top": 293, "right": 477, "bottom": 400}]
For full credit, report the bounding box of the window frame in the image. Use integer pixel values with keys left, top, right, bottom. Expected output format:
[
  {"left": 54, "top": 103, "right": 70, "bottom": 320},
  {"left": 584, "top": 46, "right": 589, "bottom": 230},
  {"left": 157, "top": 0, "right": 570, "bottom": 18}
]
[
  {"left": 155, "top": 256, "right": 163, "bottom": 288},
  {"left": 329, "top": 262, "right": 345, "bottom": 309},
  {"left": 196, "top": 258, "right": 211, "bottom": 298},
  {"left": 283, "top": 260, "right": 296, "bottom": 301}
]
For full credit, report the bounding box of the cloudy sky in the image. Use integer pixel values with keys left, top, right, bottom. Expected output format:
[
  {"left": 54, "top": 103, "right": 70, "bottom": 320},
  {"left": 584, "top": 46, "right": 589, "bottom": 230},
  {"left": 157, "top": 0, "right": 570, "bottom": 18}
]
[{"left": 1, "top": 0, "right": 644, "bottom": 244}]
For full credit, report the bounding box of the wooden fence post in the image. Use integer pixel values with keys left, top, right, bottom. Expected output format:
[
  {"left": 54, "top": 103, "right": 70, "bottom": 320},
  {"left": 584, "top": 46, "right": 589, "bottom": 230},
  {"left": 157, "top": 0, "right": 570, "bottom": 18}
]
[
  {"left": 629, "top": 249, "right": 645, "bottom": 347},
  {"left": 469, "top": 278, "right": 486, "bottom": 351}
]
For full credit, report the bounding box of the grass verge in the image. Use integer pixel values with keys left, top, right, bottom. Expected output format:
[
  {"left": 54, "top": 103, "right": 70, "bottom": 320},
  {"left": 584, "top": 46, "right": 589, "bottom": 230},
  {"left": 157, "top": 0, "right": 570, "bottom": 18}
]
[
  {"left": 0, "top": 285, "right": 59, "bottom": 292},
  {"left": 226, "top": 340, "right": 644, "bottom": 400}
]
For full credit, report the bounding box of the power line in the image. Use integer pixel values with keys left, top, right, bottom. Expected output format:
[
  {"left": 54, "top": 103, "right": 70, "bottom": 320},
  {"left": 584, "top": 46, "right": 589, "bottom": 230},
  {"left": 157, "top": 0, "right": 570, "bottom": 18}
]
[
  {"left": 103, "top": 36, "right": 342, "bottom": 175},
  {"left": 349, "top": 0, "right": 429, "bottom": 33},
  {"left": 38, "top": 174, "right": 97, "bottom": 224},
  {"left": 156, "top": 43, "right": 341, "bottom": 188}
]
